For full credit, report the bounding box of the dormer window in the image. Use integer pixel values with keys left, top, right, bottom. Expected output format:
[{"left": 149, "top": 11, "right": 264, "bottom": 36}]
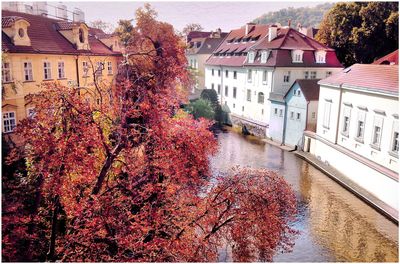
[
  {"left": 292, "top": 50, "right": 304, "bottom": 63},
  {"left": 2, "top": 17, "right": 31, "bottom": 46},
  {"left": 248, "top": 51, "right": 255, "bottom": 63},
  {"left": 79, "top": 28, "right": 84, "bottom": 43},
  {"left": 18, "top": 28, "right": 25, "bottom": 38},
  {"left": 315, "top": 50, "right": 327, "bottom": 63},
  {"left": 261, "top": 50, "right": 269, "bottom": 63}
]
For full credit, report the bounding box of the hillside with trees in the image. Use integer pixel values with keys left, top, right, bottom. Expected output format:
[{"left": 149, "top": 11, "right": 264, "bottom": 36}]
[{"left": 253, "top": 3, "right": 333, "bottom": 27}]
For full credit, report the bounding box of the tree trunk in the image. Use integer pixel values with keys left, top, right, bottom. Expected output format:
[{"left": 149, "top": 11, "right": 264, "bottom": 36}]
[{"left": 46, "top": 196, "right": 60, "bottom": 262}]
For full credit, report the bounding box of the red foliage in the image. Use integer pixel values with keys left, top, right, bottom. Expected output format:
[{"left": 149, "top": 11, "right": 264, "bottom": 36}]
[{"left": 2, "top": 4, "right": 298, "bottom": 262}]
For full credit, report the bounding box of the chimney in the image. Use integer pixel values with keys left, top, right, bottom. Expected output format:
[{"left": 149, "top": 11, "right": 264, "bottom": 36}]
[
  {"left": 73, "top": 8, "right": 85, "bottom": 22},
  {"left": 268, "top": 25, "right": 278, "bottom": 42},
  {"left": 216, "top": 28, "right": 221, "bottom": 37},
  {"left": 245, "top": 23, "right": 255, "bottom": 35},
  {"left": 56, "top": 3, "right": 68, "bottom": 20},
  {"left": 288, "top": 19, "right": 291, "bottom": 28}
]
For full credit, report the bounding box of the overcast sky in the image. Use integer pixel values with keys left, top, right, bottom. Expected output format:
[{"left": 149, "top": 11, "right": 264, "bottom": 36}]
[{"left": 41, "top": 1, "right": 325, "bottom": 32}]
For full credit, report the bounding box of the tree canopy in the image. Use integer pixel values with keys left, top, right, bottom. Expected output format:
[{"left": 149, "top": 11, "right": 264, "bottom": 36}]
[
  {"left": 316, "top": 2, "right": 399, "bottom": 66},
  {"left": 2, "top": 4, "right": 298, "bottom": 262},
  {"left": 253, "top": 3, "right": 333, "bottom": 28},
  {"left": 89, "top": 20, "right": 115, "bottom": 34},
  {"left": 182, "top": 23, "right": 204, "bottom": 36}
]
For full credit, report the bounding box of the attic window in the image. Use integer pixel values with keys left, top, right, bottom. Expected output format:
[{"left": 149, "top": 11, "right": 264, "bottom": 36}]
[
  {"left": 315, "top": 50, "right": 327, "bottom": 63},
  {"left": 261, "top": 50, "right": 269, "bottom": 63},
  {"left": 248, "top": 51, "right": 255, "bottom": 63},
  {"left": 18, "top": 28, "right": 25, "bottom": 38},
  {"left": 292, "top": 50, "right": 304, "bottom": 63},
  {"left": 79, "top": 28, "right": 84, "bottom": 43},
  {"left": 251, "top": 36, "right": 260, "bottom": 42}
]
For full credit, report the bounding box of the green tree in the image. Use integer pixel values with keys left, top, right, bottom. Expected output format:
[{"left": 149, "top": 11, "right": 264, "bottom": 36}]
[
  {"left": 89, "top": 20, "right": 114, "bottom": 34},
  {"left": 115, "top": 19, "right": 134, "bottom": 46},
  {"left": 185, "top": 98, "right": 215, "bottom": 120},
  {"left": 316, "top": 2, "right": 399, "bottom": 66},
  {"left": 200, "top": 89, "right": 224, "bottom": 125}
]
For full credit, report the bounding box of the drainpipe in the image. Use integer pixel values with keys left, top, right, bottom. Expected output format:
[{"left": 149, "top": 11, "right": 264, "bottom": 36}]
[
  {"left": 220, "top": 65, "right": 224, "bottom": 105},
  {"left": 334, "top": 85, "right": 343, "bottom": 144},
  {"left": 282, "top": 99, "right": 287, "bottom": 145},
  {"left": 75, "top": 55, "right": 80, "bottom": 94},
  {"left": 302, "top": 100, "right": 310, "bottom": 150}
]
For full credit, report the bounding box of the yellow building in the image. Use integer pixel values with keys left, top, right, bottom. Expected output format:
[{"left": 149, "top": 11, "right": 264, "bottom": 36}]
[{"left": 1, "top": 9, "right": 122, "bottom": 134}]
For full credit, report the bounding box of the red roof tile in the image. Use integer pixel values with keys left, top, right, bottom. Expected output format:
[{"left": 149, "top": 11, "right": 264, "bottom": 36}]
[
  {"left": 2, "top": 10, "right": 121, "bottom": 56},
  {"left": 319, "top": 64, "right": 399, "bottom": 96},
  {"left": 2, "top": 16, "right": 25, "bottom": 28},
  {"left": 372, "top": 50, "right": 398, "bottom": 65}
]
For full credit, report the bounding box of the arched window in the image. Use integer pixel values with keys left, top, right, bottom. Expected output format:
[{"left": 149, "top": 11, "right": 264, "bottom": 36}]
[{"left": 258, "top": 92, "right": 264, "bottom": 104}]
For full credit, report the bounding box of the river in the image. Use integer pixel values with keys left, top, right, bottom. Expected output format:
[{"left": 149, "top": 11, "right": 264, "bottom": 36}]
[{"left": 210, "top": 129, "right": 398, "bottom": 262}]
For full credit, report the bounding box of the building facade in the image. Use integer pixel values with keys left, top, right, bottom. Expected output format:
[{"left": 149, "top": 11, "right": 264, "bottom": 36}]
[
  {"left": 204, "top": 23, "right": 342, "bottom": 137},
  {"left": 186, "top": 29, "right": 227, "bottom": 100},
  {"left": 283, "top": 79, "right": 320, "bottom": 147},
  {"left": 2, "top": 7, "right": 122, "bottom": 134},
  {"left": 304, "top": 63, "right": 399, "bottom": 211}
]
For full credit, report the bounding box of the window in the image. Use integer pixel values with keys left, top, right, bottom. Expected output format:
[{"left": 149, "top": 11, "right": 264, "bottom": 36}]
[
  {"left": 323, "top": 101, "right": 332, "bottom": 129},
  {"left": 23, "top": 62, "right": 33, "bottom": 81},
  {"left": 297, "top": 90, "right": 301, "bottom": 96},
  {"left": 3, "top": 112, "right": 16, "bottom": 133},
  {"left": 261, "top": 50, "right": 268, "bottom": 63},
  {"left": 79, "top": 28, "right": 85, "bottom": 43},
  {"left": 233, "top": 71, "right": 237, "bottom": 79},
  {"left": 83, "top": 61, "right": 89, "bottom": 77},
  {"left": 310, "top": 71, "right": 317, "bottom": 79},
  {"left": 107, "top": 61, "right": 113, "bottom": 75},
  {"left": 293, "top": 89, "right": 296, "bottom": 95},
  {"left": 225, "top": 70, "right": 228, "bottom": 78},
  {"left": 274, "top": 108, "right": 278, "bottom": 115},
  {"left": 218, "top": 69, "right": 221, "bottom": 77},
  {"left": 2, "top": 62, "right": 12, "bottom": 83},
  {"left": 247, "top": 89, "right": 251, "bottom": 102},
  {"left": 326, "top": 71, "right": 332, "bottom": 77},
  {"left": 371, "top": 116, "right": 383, "bottom": 148},
  {"left": 217, "top": 84, "right": 221, "bottom": 94},
  {"left": 212, "top": 69, "right": 214, "bottom": 76},
  {"left": 248, "top": 51, "right": 255, "bottom": 63},
  {"left": 58, "top": 61, "right": 65, "bottom": 79},
  {"left": 233, "top": 103, "right": 235, "bottom": 108},
  {"left": 96, "top": 62, "right": 103, "bottom": 76},
  {"left": 283, "top": 71, "right": 290, "bottom": 83},
  {"left": 247, "top": 69, "right": 252, "bottom": 82},
  {"left": 341, "top": 106, "right": 351, "bottom": 136},
  {"left": 355, "top": 110, "right": 367, "bottom": 141},
  {"left": 315, "top": 50, "right": 327, "bottom": 63},
  {"left": 297, "top": 113, "right": 301, "bottom": 120},
  {"left": 262, "top": 70, "right": 268, "bottom": 84},
  {"left": 304, "top": 71, "right": 309, "bottom": 79},
  {"left": 279, "top": 109, "right": 283, "bottom": 117},
  {"left": 18, "top": 28, "right": 25, "bottom": 38},
  {"left": 292, "top": 50, "right": 304, "bottom": 63},
  {"left": 262, "top": 109, "right": 264, "bottom": 115},
  {"left": 225, "top": 86, "right": 229, "bottom": 97},
  {"left": 233, "top": 87, "right": 237, "bottom": 98},
  {"left": 392, "top": 131, "right": 399, "bottom": 153},
  {"left": 211, "top": 83, "right": 215, "bottom": 90},
  {"left": 258, "top": 92, "right": 264, "bottom": 104},
  {"left": 43, "top": 61, "right": 52, "bottom": 80},
  {"left": 290, "top": 111, "right": 294, "bottom": 119},
  {"left": 27, "top": 107, "right": 36, "bottom": 119},
  {"left": 312, "top": 112, "right": 316, "bottom": 119},
  {"left": 242, "top": 106, "right": 244, "bottom": 112}
]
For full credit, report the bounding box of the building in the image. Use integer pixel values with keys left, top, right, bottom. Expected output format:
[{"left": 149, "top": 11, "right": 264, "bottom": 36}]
[
  {"left": 303, "top": 63, "right": 399, "bottom": 211},
  {"left": 372, "top": 49, "right": 398, "bottom": 65},
  {"left": 2, "top": 5, "right": 122, "bottom": 134},
  {"left": 186, "top": 29, "right": 227, "bottom": 100},
  {"left": 204, "top": 23, "right": 342, "bottom": 137},
  {"left": 282, "top": 79, "right": 320, "bottom": 147}
]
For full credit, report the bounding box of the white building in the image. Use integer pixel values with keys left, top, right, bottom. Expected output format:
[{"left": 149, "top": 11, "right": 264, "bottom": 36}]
[
  {"left": 204, "top": 23, "right": 342, "bottom": 137},
  {"left": 304, "top": 63, "right": 399, "bottom": 211}
]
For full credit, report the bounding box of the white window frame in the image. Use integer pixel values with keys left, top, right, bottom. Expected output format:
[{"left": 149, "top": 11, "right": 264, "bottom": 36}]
[
  {"left": 258, "top": 92, "right": 264, "bottom": 104},
  {"left": 262, "top": 70, "right": 268, "bottom": 84},
  {"left": 247, "top": 69, "right": 252, "bottom": 83},
  {"left": 2, "top": 61, "right": 12, "bottom": 83},
  {"left": 283, "top": 71, "right": 290, "bottom": 83},
  {"left": 3, "top": 111, "right": 16, "bottom": 133},
  {"left": 43, "top": 61, "right": 52, "bottom": 80},
  {"left": 95, "top": 62, "right": 104, "bottom": 76},
  {"left": 23, "top": 61, "right": 33, "bottom": 81},
  {"left": 58, "top": 61, "right": 65, "bottom": 79},
  {"left": 27, "top": 107, "right": 36, "bottom": 119},
  {"left": 248, "top": 51, "right": 255, "bottom": 63},
  {"left": 310, "top": 71, "right": 317, "bottom": 79},
  {"left": 355, "top": 110, "right": 367, "bottom": 142},
  {"left": 323, "top": 100, "right": 332, "bottom": 129},
  {"left": 261, "top": 50, "right": 268, "bottom": 63},
  {"left": 304, "top": 71, "right": 309, "bottom": 79},
  {"left": 315, "top": 50, "right": 327, "bottom": 63},
  {"left": 233, "top": 71, "right": 237, "bottom": 79},
  {"left": 83, "top": 61, "right": 89, "bottom": 77},
  {"left": 225, "top": 85, "right": 229, "bottom": 97},
  {"left": 370, "top": 115, "right": 384, "bottom": 149},
  {"left": 341, "top": 106, "right": 351, "bottom": 137},
  {"left": 292, "top": 50, "right": 304, "bottom": 63},
  {"left": 247, "top": 89, "right": 251, "bottom": 102},
  {"left": 233, "top": 87, "right": 237, "bottom": 98},
  {"left": 390, "top": 120, "right": 399, "bottom": 156},
  {"left": 279, "top": 109, "right": 283, "bottom": 117}
]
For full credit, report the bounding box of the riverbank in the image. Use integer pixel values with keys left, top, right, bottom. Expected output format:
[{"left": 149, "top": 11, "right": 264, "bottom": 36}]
[{"left": 226, "top": 125, "right": 399, "bottom": 225}]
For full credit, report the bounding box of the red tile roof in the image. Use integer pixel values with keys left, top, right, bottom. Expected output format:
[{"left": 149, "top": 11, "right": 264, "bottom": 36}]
[
  {"left": 187, "top": 31, "right": 212, "bottom": 42},
  {"left": 319, "top": 64, "right": 399, "bottom": 96},
  {"left": 372, "top": 50, "right": 398, "bottom": 65},
  {"left": 2, "top": 16, "right": 25, "bottom": 28},
  {"left": 206, "top": 25, "right": 342, "bottom": 68},
  {"left": 2, "top": 10, "right": 121, "bottom": 56},
  {"left": 285, "top": 79, "right": 321, "bottom": 101}
]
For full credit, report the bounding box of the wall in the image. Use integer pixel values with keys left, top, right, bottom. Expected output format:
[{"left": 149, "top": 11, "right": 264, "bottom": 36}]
[
  {"left": 269, "top": 100, "right": 285, "bottom": 141},
  {"left": 284, "top": 83, "right": 307, "bottom": 147}
]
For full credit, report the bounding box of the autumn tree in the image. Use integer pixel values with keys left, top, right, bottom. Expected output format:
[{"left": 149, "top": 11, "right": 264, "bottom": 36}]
[
  {"left": 115, "top": 19, "right": 134, "bottom": 47},
  {"left": 89, "top": 19, "right": 115, "bottom": 34},
  {"left": 316, "top": 2, "right": 399, "bottom": 66},
  {"left": 3, "top": 4, "right": 298, "bottom": 262}
]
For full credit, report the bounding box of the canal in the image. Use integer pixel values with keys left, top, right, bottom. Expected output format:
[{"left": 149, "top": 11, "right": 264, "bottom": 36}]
[{"left": 210, "top": 130, "right": 398, "bottom": 262}]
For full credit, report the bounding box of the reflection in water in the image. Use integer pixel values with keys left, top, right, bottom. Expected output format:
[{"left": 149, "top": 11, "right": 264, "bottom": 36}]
[{"left": 210, "top": 130, "right": 398, "bottom": 262}]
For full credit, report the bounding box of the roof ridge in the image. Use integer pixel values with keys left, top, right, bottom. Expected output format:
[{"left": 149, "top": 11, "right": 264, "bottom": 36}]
[{"left": 277, "top": 28, "right": 291, "bottom": 49}]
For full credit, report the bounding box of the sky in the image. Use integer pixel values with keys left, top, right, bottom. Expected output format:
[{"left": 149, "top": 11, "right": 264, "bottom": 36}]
[{"left": 29, "top": 1, "right": 325, "bottom": 32}]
